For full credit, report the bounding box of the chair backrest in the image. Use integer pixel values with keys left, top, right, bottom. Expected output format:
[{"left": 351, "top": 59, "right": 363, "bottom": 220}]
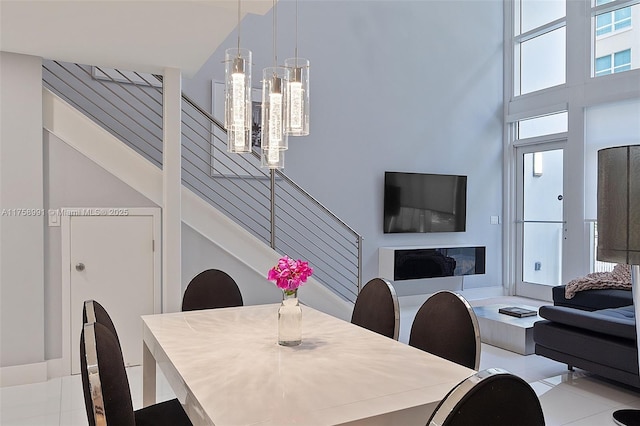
[
  {"left": 83, "top": 299, "right": 120, "bottom": 348},
  {"left": 351, "top": 278, "right": 400, "bottom": 340},
  {"left": 181, "top": 269, "right": 243, "bottom": 311},
  {"left": 409, "top": 290, "right": 481, "bottom": 369},
  {"left": 80, "top": 322, "right": 136, "bottom": 426},
  {"left": 427, "top": 368, "right": 545, "bottom": 426}
]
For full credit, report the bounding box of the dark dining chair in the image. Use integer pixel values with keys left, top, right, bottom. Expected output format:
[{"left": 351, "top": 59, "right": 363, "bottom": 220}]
[
  {"left": 351, "top": 278, "right": 400, "bottom": 340},
  {"left": 80, "top": 321, "right": 192, "bottom": 426},
  {"left": 83, "top": 299, "right": 120, "bottom": 348},
  {"left": 409, "top": 290, "right": 481, "bottom": 370},
  {"left": 427, "top": 368, "right": 545, "bottom": 426},
  {"left": 181, "top": 269, "right": 243, "bottom": 311}
]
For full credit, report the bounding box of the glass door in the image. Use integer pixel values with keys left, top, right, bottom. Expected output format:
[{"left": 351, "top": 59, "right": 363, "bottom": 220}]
[{"left": 515, "top": 144, "right": 564, "bottom": 300}]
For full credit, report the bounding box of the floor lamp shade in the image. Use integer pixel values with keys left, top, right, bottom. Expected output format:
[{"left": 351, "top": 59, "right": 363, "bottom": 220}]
[{"left": 597, "top": 145, "right": 640, "bottom": 265}]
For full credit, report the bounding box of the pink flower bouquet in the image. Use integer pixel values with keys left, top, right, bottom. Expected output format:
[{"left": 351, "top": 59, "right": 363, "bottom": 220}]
[{"left": 268, "top": 256, "right": 313, "bottom": 295}]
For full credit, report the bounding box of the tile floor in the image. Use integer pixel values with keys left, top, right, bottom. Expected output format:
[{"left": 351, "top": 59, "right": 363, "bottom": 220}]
[{"left": 1, "top": 296, "right": 639, "bottom": 425}]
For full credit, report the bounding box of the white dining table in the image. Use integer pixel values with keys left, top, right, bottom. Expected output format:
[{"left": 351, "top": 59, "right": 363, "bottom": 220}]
[{"left": 141, "top": 304, "right": 475, "bottom": 426}]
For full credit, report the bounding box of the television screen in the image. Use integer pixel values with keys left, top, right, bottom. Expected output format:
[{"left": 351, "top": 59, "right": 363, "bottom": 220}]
[{"left": 384, "top": 172, "right": 467, "bottom": 233}]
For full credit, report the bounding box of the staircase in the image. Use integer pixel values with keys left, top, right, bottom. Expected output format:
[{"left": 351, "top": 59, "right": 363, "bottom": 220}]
[{"left": 42, "top": 60, "right": 362, "bottom": 306}]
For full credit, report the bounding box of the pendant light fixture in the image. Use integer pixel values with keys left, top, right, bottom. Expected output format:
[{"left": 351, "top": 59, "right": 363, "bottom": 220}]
[
  {"left": 225, "top": 0, "right": 252, "bottom": 153},
  {"left": 261, "top": 0, "right": 289, "bottom": 169},
  {"left": 285, "top": 0, "right": 310, "bottom": 136}
]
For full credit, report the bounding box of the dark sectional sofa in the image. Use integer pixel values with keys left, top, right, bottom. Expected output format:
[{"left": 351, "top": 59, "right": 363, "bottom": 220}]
[{"left": 533, "top": 285, "right": 639, "bottom": 388}]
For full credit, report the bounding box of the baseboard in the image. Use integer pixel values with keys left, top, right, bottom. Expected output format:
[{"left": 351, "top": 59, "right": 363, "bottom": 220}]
[
  {"left": 0, "top": 358, "right": 66, "bottom": 387},
  {"left": 0, "top": 361, "right": 48, "bottom": 387}
]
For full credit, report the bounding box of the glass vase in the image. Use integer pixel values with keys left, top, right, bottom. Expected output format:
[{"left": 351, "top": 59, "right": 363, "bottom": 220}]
[{"left": 278, "top": 289, "right": 302, "bottom": 346}]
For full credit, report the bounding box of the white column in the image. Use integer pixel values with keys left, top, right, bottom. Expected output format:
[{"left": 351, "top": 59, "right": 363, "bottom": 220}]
[
  {"left": 563, "top": 0, "right": 589, "bottom": 283},
  {"left": 0, "top": 52, "right": 45, "bottom": 372},
  {"left": 162, "top": 68, "right": 182, "bottom": 313}
]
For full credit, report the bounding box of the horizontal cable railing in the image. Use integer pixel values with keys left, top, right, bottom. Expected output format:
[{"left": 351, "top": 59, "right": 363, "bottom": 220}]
[{"left": 43, "top": 60, "right": 362, "bottom": 302}]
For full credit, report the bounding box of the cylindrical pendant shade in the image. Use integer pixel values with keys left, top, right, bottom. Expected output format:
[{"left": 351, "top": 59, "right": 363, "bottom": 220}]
[
  {"left": 261, "top": 147, "right": 285, "bottom": 169},
  {"left": 261, "top": 67, "right": 289, "bottom": 157},
  {"left": 597, "top": 145, "right": 640, "bottom": 265},
  {"left": 285, "top": 57, "right": 310, "bottom": 136},
  {"left": 225, "top": 48, "right": 252, "bottom": 153}
]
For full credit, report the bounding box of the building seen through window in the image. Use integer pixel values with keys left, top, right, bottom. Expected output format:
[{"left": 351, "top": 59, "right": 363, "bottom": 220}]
[{"left": 593, "top": 0, "right": 638, "bottom": 77}]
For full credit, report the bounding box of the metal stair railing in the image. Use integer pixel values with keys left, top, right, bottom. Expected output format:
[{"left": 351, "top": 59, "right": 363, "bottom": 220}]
[{"left": 42, "top": 60, "right": 362, "bottom": 302}]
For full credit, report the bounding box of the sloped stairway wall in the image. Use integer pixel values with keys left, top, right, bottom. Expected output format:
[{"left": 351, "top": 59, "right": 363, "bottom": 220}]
[{"left": 43, "top": 87, "right": 352, "bottom": 320}]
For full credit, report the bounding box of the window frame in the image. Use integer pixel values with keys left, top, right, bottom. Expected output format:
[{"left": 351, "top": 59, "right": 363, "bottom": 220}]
[
  {"left": 595, "top": 49, "right": 632, "bottom": 75},
  {"left": 595, "top": 4, "right": 632, "bottom": 36},
  {"left": 503, "top": 0, "right": 640, "bottom": 299}
]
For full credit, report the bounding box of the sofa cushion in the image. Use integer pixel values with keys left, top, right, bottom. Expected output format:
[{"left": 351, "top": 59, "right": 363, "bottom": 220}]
[
  {"left": 538, "top": 305, "right": 636, "bottom": 340},
  {"left": 552, "top": 285, "right": 632, "bottom": 311}
]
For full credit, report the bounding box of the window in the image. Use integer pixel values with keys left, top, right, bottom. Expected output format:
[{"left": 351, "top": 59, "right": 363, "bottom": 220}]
[
  {"left": 592, "top": 1, "right": 639, "bottom": 77},
  {"left": 513, "top": 0, "right": 566, "bottom": 96},
  {"left": 518, "top": 112, "right": 568, "bottom": 139},
  {"left": 505, "top": 0, "right": 640, "bottom": 300},
  {"left": 595, "top": 0, "right": 631, "bottom": 36},
  {"left": 595, "top": 49, "right": 632, "bottom": 75},
  {"left": 518, "top": 28, "right": 566, "bottom": 95},
  {"left": 516, "top": 0, "right": 565, "bottom": 34}
]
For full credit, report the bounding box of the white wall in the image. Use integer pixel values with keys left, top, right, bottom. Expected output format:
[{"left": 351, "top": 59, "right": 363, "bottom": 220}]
[
  {"left": 182, "top": 223, "right": 282, "bottom": 306},
  {"left": 184, "top": 0, "right": 505, "bottom": 295},
  {"left": 585, "top": 98, "right": 640, "bottom": 219},
  {"left": 0, "top": 52, "right": 45, "bottom": 368}
]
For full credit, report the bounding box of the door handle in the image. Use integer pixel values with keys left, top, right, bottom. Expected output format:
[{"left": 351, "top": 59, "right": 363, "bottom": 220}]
[{"left": 75, "top": 263, "right": 85, "bottom": 272}]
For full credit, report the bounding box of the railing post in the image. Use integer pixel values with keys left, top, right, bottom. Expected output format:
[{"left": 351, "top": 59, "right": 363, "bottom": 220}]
[
  {"left": 357, "top": 235, "right": 363, "bottom": 293},
  {"left": 270, "top": 169, "right": 276, "bottom": 249}
]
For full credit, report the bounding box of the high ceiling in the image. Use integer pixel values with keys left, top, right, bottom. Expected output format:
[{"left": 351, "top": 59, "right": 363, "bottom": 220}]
[{"left": 0, "top": 1, "right": 273, "bottom": 77}]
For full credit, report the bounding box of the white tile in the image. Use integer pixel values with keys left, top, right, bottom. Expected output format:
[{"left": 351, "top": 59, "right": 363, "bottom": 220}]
[
  {"left": 0, "top": 378, "right": 61, "bottom": 422},
  {"left": 537, "top": 383, "right": 615, "bottom": 425},
  {"left": 131, "top": 397, "right": 144, "bottom": 411},
  {"left": 0, "top": 377, "right": 61, "bottom": 408},
  {"left": 478, "top": 343, "right": 569, "bottom": 383},
  {"left": 614, "top": 399, "right": 640, "bottom": 410},
  {"left": 562, "top": 402, "right": 640, "bottom": 426},
  {"left": 127, "top": 364, "right": 176, "bottom": 408},
  {"left": 59, "top": 408, "right": 89, "bottom": 426},
  {"left": 540, "top": 373, "right": 640, "bottom": 408},
  {"left": 60, "top": 374, "right": 85, "bottom": 413},
  {"left": 156, "top": 369, "right": 177, "bottom": 402},
  {"left": 0, "top": 413, "right": 60, "bottom": 426},
  {"left": 126, "top": 364, "right": 143, "bottom": 401},
  {"left": 563, "top": 409, "right": 620, "bottom": 426},
  {"left": 529, "top": 379, "right": 555, "bottom": 397}
]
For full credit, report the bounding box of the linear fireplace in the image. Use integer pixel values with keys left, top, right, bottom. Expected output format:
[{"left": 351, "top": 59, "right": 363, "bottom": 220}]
[{"left": 379, "top": 246, "right": 486, "bottom": 281}]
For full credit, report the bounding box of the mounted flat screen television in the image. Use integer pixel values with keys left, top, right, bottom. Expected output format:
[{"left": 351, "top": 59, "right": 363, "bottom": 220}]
[{"left": 384, "top": 171, "right": 467, "bottom": 233}]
